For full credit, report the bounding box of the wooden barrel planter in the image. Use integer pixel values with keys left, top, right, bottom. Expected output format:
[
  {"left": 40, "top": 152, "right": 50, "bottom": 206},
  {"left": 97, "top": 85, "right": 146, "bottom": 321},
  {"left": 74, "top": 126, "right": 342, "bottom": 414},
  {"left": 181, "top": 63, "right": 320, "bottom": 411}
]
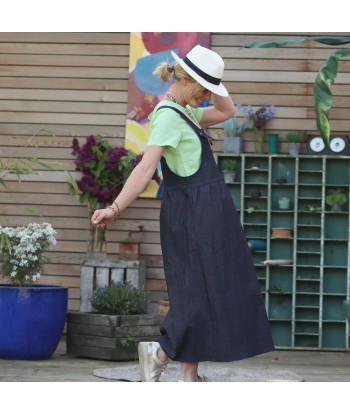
[{"left": 66, "top": 312, "right": 163, "bottom": 361}]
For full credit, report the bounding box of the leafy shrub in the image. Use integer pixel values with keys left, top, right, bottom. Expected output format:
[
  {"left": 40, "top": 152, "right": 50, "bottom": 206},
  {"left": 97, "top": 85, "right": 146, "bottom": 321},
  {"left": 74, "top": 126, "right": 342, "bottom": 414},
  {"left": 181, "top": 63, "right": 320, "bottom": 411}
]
[
  {"left": 285, "top": 132, "right": 303, "bottom": 143},
  {"left": 90, "top": 281, "right": 147, "bottom": 315},
  {"left": 221, "top": 159, "right": 237, "bottom": 171}
]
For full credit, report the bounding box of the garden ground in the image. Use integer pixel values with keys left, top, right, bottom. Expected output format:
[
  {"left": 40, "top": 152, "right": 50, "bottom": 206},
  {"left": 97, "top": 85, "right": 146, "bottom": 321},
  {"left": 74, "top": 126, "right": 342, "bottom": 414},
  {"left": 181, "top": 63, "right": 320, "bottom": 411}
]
[{"left": 0, "top": 335, "right": 349, "bottom": 382}]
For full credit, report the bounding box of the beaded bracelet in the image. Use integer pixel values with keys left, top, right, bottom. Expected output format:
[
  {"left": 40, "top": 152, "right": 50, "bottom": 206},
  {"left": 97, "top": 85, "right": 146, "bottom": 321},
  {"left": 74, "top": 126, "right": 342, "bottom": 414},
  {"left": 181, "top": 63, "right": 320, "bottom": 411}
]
[
  {"left": 106, "top": 205, "right": 119, "bottom": 221},
  {"left": 112, "top": 201, "right": 121, "bottom": 216}
]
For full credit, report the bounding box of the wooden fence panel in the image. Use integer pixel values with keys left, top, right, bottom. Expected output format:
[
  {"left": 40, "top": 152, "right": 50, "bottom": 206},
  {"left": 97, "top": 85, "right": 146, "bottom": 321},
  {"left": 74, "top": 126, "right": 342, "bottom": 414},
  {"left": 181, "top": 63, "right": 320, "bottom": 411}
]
[{"left": 1, "top": 32, "right": 349, "bottom": 314}]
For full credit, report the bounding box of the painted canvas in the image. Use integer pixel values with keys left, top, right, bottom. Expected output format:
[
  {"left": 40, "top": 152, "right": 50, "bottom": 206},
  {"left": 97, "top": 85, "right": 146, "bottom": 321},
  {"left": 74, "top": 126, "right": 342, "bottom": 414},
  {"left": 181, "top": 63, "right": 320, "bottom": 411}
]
[{"left": 126, "top": 32, "right": 211, "bottom": 198}]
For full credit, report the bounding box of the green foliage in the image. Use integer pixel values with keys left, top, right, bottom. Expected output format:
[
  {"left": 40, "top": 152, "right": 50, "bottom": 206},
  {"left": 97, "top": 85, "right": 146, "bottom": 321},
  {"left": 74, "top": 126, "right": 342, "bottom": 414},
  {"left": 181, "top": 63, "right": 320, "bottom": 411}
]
[
  {"left": 244, "top": 36, "right": 350, "bottom": 49},
  {"left": 267, "top": 286, "right": 285, "bottom": 294},
  {"left": 325, "top": 188, "right": 347, "bottom": 207},
  {"left": 285, "top": 132, "right": 303, "bottom": 143},
  {"left": 314, "top": 49, "right": 350, "bottom": 144},
  {"left": 120, "top": 335, "right": 135, "bottom": 348},
  {"left": 222, "top": 116, "right": 246, "bottom": 137},
  {"left": 244, "top": 36, "right": 350, "bottom": 145},
  {"left": 221, "top": 159, "right": 237, "bottom": 171},
  {"left": 0, "top": 128, "right": 54, "bottom": 188},
  {"left": 299, "top": 204, "right": 322, "bottom": 212},
  {"left": 90, "top": 281, "right": 147, "bottom": 315}
]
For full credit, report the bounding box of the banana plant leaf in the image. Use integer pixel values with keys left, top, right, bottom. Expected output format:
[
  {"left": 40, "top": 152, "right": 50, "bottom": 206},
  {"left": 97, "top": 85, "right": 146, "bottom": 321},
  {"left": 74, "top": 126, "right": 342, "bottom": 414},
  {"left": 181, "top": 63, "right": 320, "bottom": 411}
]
[
  {"left": 314, "top": 49, "right": 350, "bottom": 144},
  {"left": 244, "top": 36, "right": 350, "bottom": 49},
  {"left": 244, "top": 36, "right": 350, "bottom": 145}
]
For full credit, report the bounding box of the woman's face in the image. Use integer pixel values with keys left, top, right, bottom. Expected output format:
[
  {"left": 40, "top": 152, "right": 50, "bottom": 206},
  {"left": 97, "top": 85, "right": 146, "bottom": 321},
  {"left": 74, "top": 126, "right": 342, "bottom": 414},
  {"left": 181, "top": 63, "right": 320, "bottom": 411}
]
[{"left": 182, "top": 80, "right": 212, "bottom": 107}]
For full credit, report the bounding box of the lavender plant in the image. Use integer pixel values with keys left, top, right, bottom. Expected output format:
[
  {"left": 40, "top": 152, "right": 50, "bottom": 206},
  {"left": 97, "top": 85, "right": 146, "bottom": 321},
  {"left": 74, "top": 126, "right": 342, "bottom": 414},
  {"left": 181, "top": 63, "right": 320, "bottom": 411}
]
[{"left": 90, "top": 281, "right": 147, "bottom": 315}]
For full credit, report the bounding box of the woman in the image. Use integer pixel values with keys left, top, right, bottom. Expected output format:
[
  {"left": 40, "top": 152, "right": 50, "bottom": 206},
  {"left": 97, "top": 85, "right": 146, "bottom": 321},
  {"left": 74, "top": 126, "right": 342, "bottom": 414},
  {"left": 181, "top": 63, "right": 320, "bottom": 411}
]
[{"left": 91, "top": 45, "right": 274, "bottom": 382}]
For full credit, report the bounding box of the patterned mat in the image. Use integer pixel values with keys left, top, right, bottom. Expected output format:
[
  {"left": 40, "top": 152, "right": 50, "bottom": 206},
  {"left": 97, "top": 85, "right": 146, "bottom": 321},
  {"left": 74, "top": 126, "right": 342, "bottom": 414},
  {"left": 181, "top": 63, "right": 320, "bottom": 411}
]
[{"left": 93, "top": 363, "right": 304, "bottom": 382}]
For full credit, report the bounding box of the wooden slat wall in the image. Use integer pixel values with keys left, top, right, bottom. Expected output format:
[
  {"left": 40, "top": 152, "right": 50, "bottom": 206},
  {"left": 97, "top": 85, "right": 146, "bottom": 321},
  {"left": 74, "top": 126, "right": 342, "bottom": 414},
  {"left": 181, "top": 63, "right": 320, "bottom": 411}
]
[
  {"left": 1, "top": 32, "right": 349, "bottom": 313},
  {"left": 211, "top": 32, "right": 350, "bottom": 153}
]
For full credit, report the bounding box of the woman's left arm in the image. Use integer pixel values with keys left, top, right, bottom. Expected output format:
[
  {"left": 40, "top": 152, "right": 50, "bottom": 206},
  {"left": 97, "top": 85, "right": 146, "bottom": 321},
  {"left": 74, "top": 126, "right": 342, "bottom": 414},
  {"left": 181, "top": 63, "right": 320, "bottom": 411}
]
[{"left": 200, "top": 93, "right": 236, "bottom": 128}]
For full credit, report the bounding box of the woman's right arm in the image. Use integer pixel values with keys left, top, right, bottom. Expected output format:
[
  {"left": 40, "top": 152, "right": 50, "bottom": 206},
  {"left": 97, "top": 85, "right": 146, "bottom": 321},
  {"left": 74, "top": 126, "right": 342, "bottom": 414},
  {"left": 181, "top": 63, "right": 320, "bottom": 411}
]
[
  {"left": 200, "top": 93, "right": 236, "bottom": 128},
  {"left": 91, "top": 145, "right": 164, "bottom": 228}
]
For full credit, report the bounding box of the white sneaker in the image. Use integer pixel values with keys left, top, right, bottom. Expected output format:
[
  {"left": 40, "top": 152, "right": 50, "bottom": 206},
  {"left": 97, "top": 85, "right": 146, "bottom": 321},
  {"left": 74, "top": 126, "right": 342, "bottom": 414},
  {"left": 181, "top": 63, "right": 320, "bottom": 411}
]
[{"left": 138, "top": 342, "right": 168, "bottom": 382}]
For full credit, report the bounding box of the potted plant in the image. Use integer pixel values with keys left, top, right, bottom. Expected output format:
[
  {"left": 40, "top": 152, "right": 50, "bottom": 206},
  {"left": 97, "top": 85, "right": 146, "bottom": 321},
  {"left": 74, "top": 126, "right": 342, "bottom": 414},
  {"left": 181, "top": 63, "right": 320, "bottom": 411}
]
[
  {"left": 66, "top": 134, "right": 160, "bottom": 258},
  {"left": 278, "top": 197, "right": 291, "bottom": 210},
  {"left": 0, "top": 222, "right": 68, "bottom": 360},
  {"left": 221, "top": 158, "right": 237, "bottom": 184},
  {"left": 325, "top": 188, "right": 348, "bottom": 212},
  {"left": 222, "top": 115, "right": 246, "bottom": 153},
  {"left": 285, "top": 132, "right": 303, "bottom": 156},
  {"left": 66, "top": 281, "right": 162, "bottom": 361},
  {"left": 240, "top": 104, "right": 275, "bottom": 153}
]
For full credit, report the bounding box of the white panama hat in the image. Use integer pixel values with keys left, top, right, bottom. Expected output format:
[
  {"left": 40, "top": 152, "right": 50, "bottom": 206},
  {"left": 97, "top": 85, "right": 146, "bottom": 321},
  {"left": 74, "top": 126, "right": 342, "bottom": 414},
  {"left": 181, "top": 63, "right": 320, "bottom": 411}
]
[{"left": 171, "top": 45, "right": 228, "bottom": 97}]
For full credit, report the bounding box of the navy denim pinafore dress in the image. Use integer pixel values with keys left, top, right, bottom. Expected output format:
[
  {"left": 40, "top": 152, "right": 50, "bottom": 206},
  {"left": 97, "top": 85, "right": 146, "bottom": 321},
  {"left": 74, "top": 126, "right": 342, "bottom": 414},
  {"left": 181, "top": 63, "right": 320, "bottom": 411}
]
[{"left": 156, "top": 106, "right": 274, "bottom": 362}]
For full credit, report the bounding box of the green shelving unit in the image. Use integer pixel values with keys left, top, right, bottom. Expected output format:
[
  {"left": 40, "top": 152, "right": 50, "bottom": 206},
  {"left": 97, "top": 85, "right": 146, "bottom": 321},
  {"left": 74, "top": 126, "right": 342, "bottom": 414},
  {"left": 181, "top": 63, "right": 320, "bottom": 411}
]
[{"left": 217, "top": 153, "right": 350, "bottom": 350}]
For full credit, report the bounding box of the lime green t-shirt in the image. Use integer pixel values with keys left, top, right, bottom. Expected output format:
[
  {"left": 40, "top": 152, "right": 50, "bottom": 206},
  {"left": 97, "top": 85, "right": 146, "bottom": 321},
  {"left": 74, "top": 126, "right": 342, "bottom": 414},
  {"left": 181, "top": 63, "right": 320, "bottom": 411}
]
[{"left": 147, "top": 101, "right": 203, "bottom": 177}]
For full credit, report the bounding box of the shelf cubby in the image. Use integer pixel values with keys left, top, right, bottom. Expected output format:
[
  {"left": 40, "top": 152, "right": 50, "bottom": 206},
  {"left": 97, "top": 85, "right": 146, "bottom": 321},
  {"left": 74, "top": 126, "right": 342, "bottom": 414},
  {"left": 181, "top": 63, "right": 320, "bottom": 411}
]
[
  {"left": 323, "top": 295, "right": 347, "bottom": 321},
  {"left": 322, "top": 323, "right": 347, "bottom": 348},
  {"left": 269, "top": 294, "right": 293, "bottom": 319},
  {"left": 323, "top": 268, "right": 347, "bottom": 294},
  {"left": 217, "top": 153, "right": 350, "bottom": 351},
  {"left": 294, "top": 334, "right": 319, "bottom": 348},
  {"left": 270, "top": 321, "right": 292, "bottom": 347}
]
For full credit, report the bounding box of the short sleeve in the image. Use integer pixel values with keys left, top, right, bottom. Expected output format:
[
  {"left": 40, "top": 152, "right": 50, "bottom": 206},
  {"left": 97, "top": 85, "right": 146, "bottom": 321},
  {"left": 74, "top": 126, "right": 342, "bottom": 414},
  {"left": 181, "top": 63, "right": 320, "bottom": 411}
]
[
  {"left": 147, "top": 108, "right": 181, "bottom": 149},
  {"left": 187, "top": 106, "right": 203, "bottom": 123}
]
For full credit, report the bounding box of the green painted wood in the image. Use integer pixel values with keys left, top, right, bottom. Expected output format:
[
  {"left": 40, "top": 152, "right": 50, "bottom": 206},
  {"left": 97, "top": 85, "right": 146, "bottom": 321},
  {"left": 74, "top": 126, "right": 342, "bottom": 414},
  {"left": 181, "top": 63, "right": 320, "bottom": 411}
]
[{"left": 217, "top": 153, "right": 350, "bottom": 351}]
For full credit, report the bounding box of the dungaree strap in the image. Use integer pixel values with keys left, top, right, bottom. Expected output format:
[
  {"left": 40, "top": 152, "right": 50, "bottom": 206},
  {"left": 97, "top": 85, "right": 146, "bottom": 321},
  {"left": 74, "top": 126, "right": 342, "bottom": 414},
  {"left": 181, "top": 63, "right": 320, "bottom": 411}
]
[{"left": 156, "top": 105, "right": 213, "bottom": 144}]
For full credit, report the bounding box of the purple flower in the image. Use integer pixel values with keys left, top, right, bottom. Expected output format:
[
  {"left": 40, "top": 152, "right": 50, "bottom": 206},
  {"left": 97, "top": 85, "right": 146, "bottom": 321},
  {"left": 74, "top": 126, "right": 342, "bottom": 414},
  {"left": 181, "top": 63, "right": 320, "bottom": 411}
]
[
  {"left": 69, "top": 134, "right": 161, "bottom": 206},
  {"left": 99, "top": 189, "right": 112, "bottom": 202},
  {"left": 106, "top": 147, "right": 128, "bottom": 171},
  {"left": 131, "top": 153, "right": 143, "bottom": 169},
  {"left": 239, "top": 104, "right": 275, "bottom": 131},
  {"left": 91, "top": 186, "right": 100, "bottom": 197},
  {"left": 71, "top": 138, "right": 80, "bottom": 156},
  {"left": 76, "top": 174, "right": 94, "bottom": 192}
]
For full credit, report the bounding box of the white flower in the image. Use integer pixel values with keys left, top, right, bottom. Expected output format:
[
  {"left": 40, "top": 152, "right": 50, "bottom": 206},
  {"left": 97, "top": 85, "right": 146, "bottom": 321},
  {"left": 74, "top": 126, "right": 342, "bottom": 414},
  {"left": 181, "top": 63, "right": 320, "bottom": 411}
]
[
  {"left": 0, "top": 222, "right": 57, "bottom": 286},
  {"left": 32, "top": 273, "right": 41, "bottom": 282}
]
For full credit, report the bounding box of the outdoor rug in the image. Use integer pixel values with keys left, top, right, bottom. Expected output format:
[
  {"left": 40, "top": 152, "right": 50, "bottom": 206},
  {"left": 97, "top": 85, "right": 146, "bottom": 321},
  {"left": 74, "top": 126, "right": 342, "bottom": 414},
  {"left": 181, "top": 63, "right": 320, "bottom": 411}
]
[{"left": 93, "top": 363, "right": 304, "bottom": 382}]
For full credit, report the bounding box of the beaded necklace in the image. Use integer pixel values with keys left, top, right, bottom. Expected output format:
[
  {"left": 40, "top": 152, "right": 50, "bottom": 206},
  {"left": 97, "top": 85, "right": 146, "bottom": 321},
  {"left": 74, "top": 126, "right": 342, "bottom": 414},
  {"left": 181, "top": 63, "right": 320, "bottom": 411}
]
[{"left": 166, "top": 93, "right": 201, "bottom": 128}]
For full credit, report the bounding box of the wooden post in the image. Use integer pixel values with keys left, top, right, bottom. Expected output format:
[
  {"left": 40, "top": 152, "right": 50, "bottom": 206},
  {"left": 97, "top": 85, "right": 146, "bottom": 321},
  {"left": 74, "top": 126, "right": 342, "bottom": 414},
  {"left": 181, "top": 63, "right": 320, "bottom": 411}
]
[{"left": 80, "top": 266, "right": 94, "bottom": 312}]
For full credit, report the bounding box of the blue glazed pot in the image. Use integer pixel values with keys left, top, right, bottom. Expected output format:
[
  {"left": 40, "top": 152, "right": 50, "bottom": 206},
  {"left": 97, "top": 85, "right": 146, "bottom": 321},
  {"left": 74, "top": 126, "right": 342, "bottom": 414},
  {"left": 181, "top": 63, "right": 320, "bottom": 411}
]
[{"left": 0, "top": 284, "right": 68, "bottom": 360}]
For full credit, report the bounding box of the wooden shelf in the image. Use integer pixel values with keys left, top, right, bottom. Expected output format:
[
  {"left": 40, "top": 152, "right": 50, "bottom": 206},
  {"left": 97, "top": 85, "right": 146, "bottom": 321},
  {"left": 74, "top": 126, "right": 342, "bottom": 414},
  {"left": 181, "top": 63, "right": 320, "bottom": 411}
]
[{"left": 217, "top": 153, "right": 350, "bottom": 351}]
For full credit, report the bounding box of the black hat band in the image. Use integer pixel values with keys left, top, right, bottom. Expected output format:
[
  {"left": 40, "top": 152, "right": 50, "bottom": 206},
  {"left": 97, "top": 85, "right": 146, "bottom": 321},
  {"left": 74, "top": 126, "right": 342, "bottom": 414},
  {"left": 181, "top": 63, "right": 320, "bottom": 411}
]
[{"left": 183, "top": 56, "right": 221, "bottom": 86}]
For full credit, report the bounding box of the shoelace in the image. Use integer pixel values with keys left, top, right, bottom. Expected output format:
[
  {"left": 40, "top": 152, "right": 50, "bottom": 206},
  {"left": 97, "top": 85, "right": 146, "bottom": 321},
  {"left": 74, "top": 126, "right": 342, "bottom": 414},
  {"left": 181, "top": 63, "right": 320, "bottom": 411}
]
[
  {"left": 157, "top": 359, "right": 168, "bottom": 380},
  {"left": 198, "top": 375, "right": 209, "bottom": 382}
]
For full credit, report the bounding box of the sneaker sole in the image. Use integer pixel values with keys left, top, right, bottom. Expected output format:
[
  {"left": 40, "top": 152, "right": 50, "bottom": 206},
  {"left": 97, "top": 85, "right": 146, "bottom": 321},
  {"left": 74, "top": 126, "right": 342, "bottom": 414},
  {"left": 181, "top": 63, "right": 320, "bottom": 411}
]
[{"left": 138, "top": 342, "right": 151, "bottom": 382}]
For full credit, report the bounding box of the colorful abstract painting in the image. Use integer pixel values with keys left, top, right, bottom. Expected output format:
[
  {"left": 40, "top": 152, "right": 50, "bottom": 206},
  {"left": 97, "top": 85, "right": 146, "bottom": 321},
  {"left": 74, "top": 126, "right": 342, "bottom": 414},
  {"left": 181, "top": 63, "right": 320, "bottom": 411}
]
[{"left": 125, "top": 32, "right": 211, "bottom": 198}]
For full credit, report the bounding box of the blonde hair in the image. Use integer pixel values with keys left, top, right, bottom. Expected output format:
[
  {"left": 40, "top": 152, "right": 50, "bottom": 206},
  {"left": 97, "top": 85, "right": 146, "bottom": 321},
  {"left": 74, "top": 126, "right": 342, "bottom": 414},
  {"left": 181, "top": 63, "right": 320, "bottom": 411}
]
[{"left": 153, "top": 62, "right": 206, "bottom": 107}]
